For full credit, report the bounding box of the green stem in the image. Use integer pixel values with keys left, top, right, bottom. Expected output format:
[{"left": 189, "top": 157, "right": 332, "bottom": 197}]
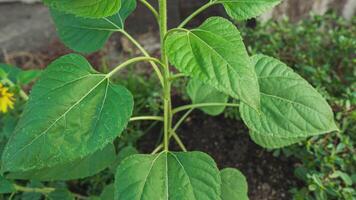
[
  {"left": 139, "top": 0, "right": 159, "bottom": 21},
  {"left": 159, "top": 0, "right": 172, "bottom": 152},
  {"left": 130, "top": 116, "right": 164, "bottom": 122},
  {"left": 178, "top": 1, "right": 216, "bottom": 28},
  {"left": 169, "top": 73, "right": 187, "bottom": 81},
  {"left": 171, "top": 131, "right": 187, "bottom": 152},
  {"left": 151, "top": 144, "right": 163, "bottom": 154},
  {"left": 173, "top": 102, "right": 240, "bottom": 114},
  {"left": 106, "top": 57, "right": 163, "bottom": 78},
  {"left": 172, "top": 108, "right": 194, "bottom": 132},
  {"left": 14, "top": 184, "right": 55, "bottom": 194},
  {"left": 2, "top": 78, "right": 29, "bottom": 101},
  {"left": 119, "top": 30, "right": 164, "bottom": 86}
]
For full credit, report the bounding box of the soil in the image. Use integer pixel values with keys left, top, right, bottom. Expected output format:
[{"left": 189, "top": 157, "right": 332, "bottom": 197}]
[{"left": 138, "top": 97, "right": 299, "bottom": 200}]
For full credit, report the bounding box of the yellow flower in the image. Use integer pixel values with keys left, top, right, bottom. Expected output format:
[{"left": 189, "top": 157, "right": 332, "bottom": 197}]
[{"left": 0, "top": 83, "right": 15, "bottom": 113}]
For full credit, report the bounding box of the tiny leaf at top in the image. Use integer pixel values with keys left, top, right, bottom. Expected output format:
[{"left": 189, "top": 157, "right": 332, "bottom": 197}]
[
  {"left": 115, "top": 151, "right": 221, "bottom": 200},
  {"left": 240, "top": 54, "right": 338, "bottom": 148},
  {"left": 1, "top": 54, "right": 133, "bottom": 172},
  {"left": 165, "top": 17, "right": 260, "bottom": 111},
  {"left": 43, "top": 0, "right": 121, "bottom": 18},
  {"left": 50, "top": 0, "right": 136, "bottom": 53},
  {"left": 216, "top": 0, "right": 281, "bottom": 20}
]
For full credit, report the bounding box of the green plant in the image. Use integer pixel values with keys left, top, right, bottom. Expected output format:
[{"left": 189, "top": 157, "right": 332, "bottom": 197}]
[
  {"left": 0, "top": 0, "right": 339, "bottom": 199},
  {"left": 229, "top": 13, "right": 355, "bottom": 200}
]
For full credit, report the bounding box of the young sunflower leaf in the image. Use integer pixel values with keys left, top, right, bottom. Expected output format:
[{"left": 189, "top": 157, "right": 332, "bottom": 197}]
[
  {"left": 6, "top": 144, "right": 116, "bottom": 181},
  {"left": 240, "top": 54, "right": 338, "bottom": 148},
  {"left": 1, "top": 54, "right": 133, "bottom": 172},
  {"left": 48, "top": 188, "right": 75, "bottom": 200},
  {"left": 165, "top": 17, "right": 260, "bottom": 111},
  {"left": 115, "top": 151, "right": 221, "bottom": 200},
  {"left": 187, "top": 78, "right": 229, "bottom": 116},
  {"left": 216, "top": 0, "right": 281, "bottom": 21},
  {"left": 43, "top": 0, "right": 121, "bottom": 19},
  {"left": 220, "top": 168, "right": 248, "bottom": 200},
  {"left": 51, "top": 0, "right": 136, "bottom": 53}
]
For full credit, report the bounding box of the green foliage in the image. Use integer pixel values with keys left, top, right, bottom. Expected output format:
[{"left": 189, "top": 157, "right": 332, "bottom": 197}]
[
  {"left": 115, "top": 151, "right": 221, "bottom": 200},
  {"left": 2, "top": 54, "right": 133, "bottom": 173},
  {"left": 217, "top": 0, "right": 281, "bottom": 20},
  {"left": 235, "top": 13, "right": 356, "bottom": 200},
  {"left": 0, "top": 176, "right": 15, "bottom": 194},
  {"left": 166, "top": 17, "right": 260, "bottom": 111},
  {"left": 220, "top": 168, "right": 248, "bottom": 200},
  {"left": 6, "top": 144, "right": 116, "bottom": 181},
  {"left": 240, "top": 54, "right": 338, "bottom": 148},
  {"left": 50, "top": 0, "right": 136, "bottom": 53},
  {"left": 43, "top": 0, "right": 121, "bottom": 18},
  {"left": 187, "top": 78, "right": 228, "bottom": 116},
  {"left": 0, "top": 1, "right": 341, "bottom": 199}
]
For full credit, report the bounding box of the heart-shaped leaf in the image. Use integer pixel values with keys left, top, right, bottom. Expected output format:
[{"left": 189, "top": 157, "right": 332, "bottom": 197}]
[
  {"left": 240, "top": 54, "right": 338, "bottom": 148},
  {"left": 220, "top": 168, "right": 248, "bottom": 200},
  {"left": 43, "top": 0, "right": 121, "bottom": 18},
  {"left": 166, "top": 17, "right": 260, "bottom": 111},
  {"left": 51, "top": 0, "right": 136, "bottom": 53},
  {"left": 1, "top": 54, "right": 133, "bottom": 172},
  {"left": 187, "top": 78, "right": 228, "bottom": 116},
  {"left": 216, "top": 0, "right": 281, "bottom": 20},
  {"left": 6, "top": 144, "right": 116, "bottom": 181},
  {"left": 115, "top": 151, "right": 221, "bottom": 200}
]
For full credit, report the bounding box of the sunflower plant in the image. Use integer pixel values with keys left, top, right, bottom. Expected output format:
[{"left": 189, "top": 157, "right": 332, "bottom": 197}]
[{"left": 0, "top": 0, "right": 338, "bottom": 199}]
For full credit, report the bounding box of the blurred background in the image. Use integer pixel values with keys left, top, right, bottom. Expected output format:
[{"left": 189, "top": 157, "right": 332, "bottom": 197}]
[{"left": 0, "top": 0, "right": 355, "bottom": 200}]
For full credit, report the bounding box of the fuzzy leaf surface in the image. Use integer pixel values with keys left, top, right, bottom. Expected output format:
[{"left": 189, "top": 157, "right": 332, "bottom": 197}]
[
  {"left": 240, "top": 54, "right": 338, "bottom": 148},
  {"left": 43, "top": 0, "right": 121, "bottom": 18},
  {"left": 6, "top": 144, "right": 116, "bottom": 181},
  {"left": 1, "top": 54, "right": 133, "bottom": 172},
  {"left": 115, "top": 151, "right": 221, "bottom": 200},
  {"left": 217, "top": 0, "right": 281, "bottom": 20},
  {"left": 50, "top": 0, "right": 136, "bottom": 53},
  {"left": 166, "top": 17, "right": 260, "bottom": 111}
]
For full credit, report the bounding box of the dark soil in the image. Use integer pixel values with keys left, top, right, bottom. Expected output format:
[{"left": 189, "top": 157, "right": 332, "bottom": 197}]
[{"left": 138, "top": 97, "right": 299, "bottom": 200}]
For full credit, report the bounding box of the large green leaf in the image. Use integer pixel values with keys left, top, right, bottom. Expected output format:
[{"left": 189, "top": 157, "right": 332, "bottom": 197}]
[
  {"left": 187, "top": 78, "right": 228, "bottom": 116},
  {"left": 220, "top": 168, "right": 248, "bottom": 200},
  {"left": 6, "top": 144, "right": 116, "bottom": 181},
  {"left": 240, "top": 54, "right": 338, "bottom": 148},
  {"left": 249, "top": 131, "right": 305, "bottom": 149},
  {"left": 43, "top": 0, "right": 121, "bottom": 18},
  {"left": 115, "top": 151, "right": 221, "bottom": 200},
  {"left": 165, "top": 17, "right": 260, "bottom": 111},
  {"left": 51, "top": 0, "right": 136, "bottom": 53},
  {"left": 216, "top": 0, "right": 281, "bottom": 20},
  {"left": 1, "top": 54, "right": 133, "bottom": 172}
]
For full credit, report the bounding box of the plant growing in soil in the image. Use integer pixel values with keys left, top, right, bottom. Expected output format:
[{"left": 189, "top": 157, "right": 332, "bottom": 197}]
[{"left": 0, "top": 0, "right": 338, "bottom": 199}]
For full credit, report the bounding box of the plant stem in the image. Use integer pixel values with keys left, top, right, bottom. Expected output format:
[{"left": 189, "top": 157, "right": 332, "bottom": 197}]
[
  {"left": 159, "top": 0, "right": 172, "bottom": 152},
  {"left": 139, "top": 0, "right": 159, "bottom": 21},
  {"left": 173, "top": 102, "right": 240, "bottom": 114},
  {"left": 171, "top": 131, "right": 187, "bottom": 152},
  {"left": 151, "top": 144, "right": 163, "bottom": 154},
  {"left": 169, "top": 73, "right": 187, "bottom": 81},
  {"left": 14, "top": 184, "right": 55, "bottom": 194},
  {"left": 2, "top": 78, "right": 29, "bottom": 101},
  {"left": 172, "top": 108, "right": 194, "bottom": 132},
  {"left": 178, "top": 1, "right": 215, "bottom": 28},
  {"left": 106, "top": 56, "right": 163, "bottom": 78},
  {"left": 130, "top": 116, "right": 164, "bottom": 122},
  {"left": 119, "top": 30, "right": 164, "bottom": 86}
]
